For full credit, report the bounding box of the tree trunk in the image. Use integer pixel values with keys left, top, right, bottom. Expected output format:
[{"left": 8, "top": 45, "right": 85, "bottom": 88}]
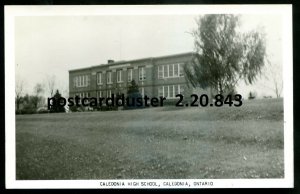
[
  {"left": 16, "top": 99, "right": 20, "bottom": 111},
  {"left": 209, "top": 87, "right": 214, "bottom": 103},
  {"left": 218, "top": 82, "right": 223, "bottom": 95}
]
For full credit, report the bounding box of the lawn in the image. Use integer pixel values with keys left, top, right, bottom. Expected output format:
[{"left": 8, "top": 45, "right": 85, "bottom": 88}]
[{"left": 16, "top": 98, "right": 284, "bottom": 179}]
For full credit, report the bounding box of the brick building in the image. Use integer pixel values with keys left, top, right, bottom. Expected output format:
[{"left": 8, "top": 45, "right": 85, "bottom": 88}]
[{"left": 69, "top": 52, "right": 211, "bottom": 103}]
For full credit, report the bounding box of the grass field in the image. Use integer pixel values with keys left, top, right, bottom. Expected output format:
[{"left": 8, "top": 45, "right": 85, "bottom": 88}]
[{"left": 16, "top": 98, "right": 284, "bottom": 179}]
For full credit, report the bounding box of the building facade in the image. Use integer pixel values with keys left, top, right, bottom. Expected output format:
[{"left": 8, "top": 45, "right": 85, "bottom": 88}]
[{"left": 69, "top": 52, "right": 210, "bottom": 103}]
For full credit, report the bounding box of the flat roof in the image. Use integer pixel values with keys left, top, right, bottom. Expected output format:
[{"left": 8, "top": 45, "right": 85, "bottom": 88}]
[{"left": 69, "top": 52, "right": 196, "bottom": 72}]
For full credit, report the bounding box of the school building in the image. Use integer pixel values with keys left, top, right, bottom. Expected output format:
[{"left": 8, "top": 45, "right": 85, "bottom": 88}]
[{"left": 69, "top": 52, "right": 211, "bottom": 102}]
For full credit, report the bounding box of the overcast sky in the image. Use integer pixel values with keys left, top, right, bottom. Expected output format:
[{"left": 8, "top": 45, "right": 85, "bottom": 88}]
[{"left": 15, "top": 14, "right": 282, "bottom": 98}]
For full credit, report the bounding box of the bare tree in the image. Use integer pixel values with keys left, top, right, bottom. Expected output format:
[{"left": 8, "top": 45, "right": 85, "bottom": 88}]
[
  {"left": 45, "top": 74, "right": 56, "bottom": 97},
  {"left": 61, "top": 85, "right": 69, "bottom": 98},
  {"left": 15, "top": 78, "right": 25, "bottom": 112},
  {"left": 272, "top": 75, "right": 283, "bottom": 98},
  {"left": 264, "top": 58, "right": 283, "bottom": 98}
]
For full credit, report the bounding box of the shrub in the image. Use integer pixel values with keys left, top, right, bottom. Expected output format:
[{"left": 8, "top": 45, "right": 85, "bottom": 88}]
[
  {"left": 248, "top": 91, "right": 257, "bottom": 100},
  {"left": 49, "top": 90, "right": 66, "bottom": 113},
  {"left": 37, "top": 107, "right": 49, "bottom": 114},
  {"left": 69, "top": 105, "right": 79, "bottom": 112},
  {"left": 124, "top": 80, "right": 145, "bottom": 110}
]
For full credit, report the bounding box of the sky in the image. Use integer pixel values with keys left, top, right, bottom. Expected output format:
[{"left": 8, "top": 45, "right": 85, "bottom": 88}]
[{"left": 15, "top": 14, "right": 283, "bottom": 98}]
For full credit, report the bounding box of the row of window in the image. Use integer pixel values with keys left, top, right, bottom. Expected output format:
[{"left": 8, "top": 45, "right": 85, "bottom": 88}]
[
  {"left": 96, "top": 89, "right": 143, "bottom": 98},
  {"left": 75, "top": 64, "right": 184, "bottom": 88},
  {"left": 97, "top": 64, "right": 184, "bottom": 85},
  {"left": 75, "top": 85, "right": 183, "bottom": 100},
  {"left": 75, "top": 92, "right": 90, "bottom": 98},
  {"left": 73, "top": 75, "right": 90, "bottom": 87},
  {"left": 76, "top": 89, "right": 144, "bottom": 99},
  {"left": 158, "top": 63, "right": 184, "bottom": 79},
  {"left": 75, "top": 91, "right": 114, "bottom": 99},
  {"left": 158, "top": 85, "right": 184, "bottom": 99},
  {"left": 96, "top": 67, "right": 145, "bottom": 85}
]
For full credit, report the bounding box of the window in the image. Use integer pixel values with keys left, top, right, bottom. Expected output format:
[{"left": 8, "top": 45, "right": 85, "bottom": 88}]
[
  {"left": 169, "top": 64, "right": 174, "bottom": 77},
  {"left": 97, "top": 73, "right": 102, "bottom": 85},
  {"left": 74, "top": 75, "right": 90, "bottom": 87},
  {"left": 174, "top": 64, "right": 179, "bottom": 77},
  {"left": 158, "top": 66, "right": 163, "bottom": 79},
  {"left": 83, "top": 76, "right": 86, "bottom": 87},
  {"left": 107, "top": 90, "right": 112, "bottom": 98},
  {"left": 117, "top": 70, "right": 123, "bottom": 83},
  {"left": 163, "top": 65, "right": 168, "bottom": 78},
  {"left": 169, "top": 85, "right": 174, "bottom": 98},
  {"left": 107, "top": 72, "right": 112, "bottom": 84},
  {"left": 163, "top": 86, "right": 169, "bottom": 98},
  {"left": 73, "top": 77, "right": 77, "bottom": 87},
  {"left": 159, "top": 64, "right": 183, "bottom": 79},
  {"left": 86, "top": 75, "right": 90, "bottom": 86},
  {"left": 97, "top": 91, "right": 103, "bottom": 98},
  {"left": 158, "top": 86, "right": 164, "bottom": 97},
  {"left": 139, "top": 67, "right": 146, "bottom": 81},
  {"left": 159, "top": 85, "right": 181, "bottom": 99},
  {"left": 128, "top": 69, "right": 133, "bottom": 82},
  {"left": 179, "top": 64, "right": 184, "bottom": 77},
  {"left": 78, "top": 76, "right": 81, "bottom": 87}
]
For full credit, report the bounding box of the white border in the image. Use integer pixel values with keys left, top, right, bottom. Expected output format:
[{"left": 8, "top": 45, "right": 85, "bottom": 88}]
[{"left": 5, "top": 5, "right": 293, "bottom": 189}]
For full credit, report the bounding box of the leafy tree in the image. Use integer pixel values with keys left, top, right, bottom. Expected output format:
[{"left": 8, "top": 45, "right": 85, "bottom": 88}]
[
  {"left": 185, "top": 14, "right": 266, "bottom": 95},
  {"left": 20, "top": 94, "right": 37, "bottom": 114},
  {"left": 50, "top": 90, "right": 66, "bottom": 113},
  {"left": 127, "top": 79, "right": 139, "bottom": 94}
]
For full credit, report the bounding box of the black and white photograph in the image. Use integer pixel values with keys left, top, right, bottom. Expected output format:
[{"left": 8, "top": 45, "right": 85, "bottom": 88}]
[{"left": 5, "top": 5, "right": 293, "bottom": 188}]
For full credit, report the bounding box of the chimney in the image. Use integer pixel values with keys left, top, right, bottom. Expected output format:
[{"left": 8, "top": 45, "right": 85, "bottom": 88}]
[{"left": 108, "top": 59, "right": 114, "bottom": 64}]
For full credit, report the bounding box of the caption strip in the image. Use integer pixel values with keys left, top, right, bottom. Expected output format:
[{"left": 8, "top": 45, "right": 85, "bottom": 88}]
[{"left": 47, "top": 94, "right": 243, "bottom": 109}]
